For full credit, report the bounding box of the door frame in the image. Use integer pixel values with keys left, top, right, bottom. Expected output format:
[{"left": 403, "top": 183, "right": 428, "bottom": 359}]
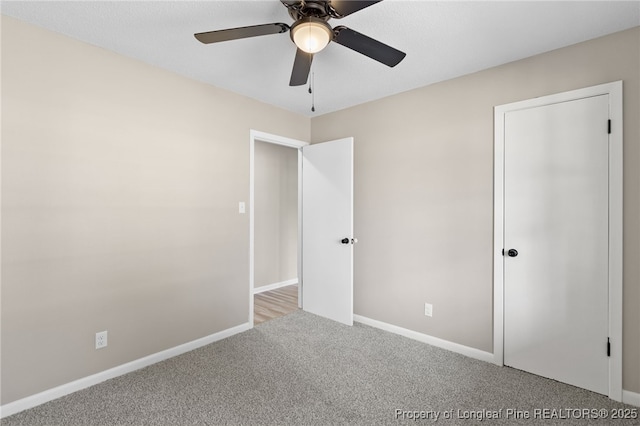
[
  {"left": 493, "top": 81, "right": 623, "bottom": 400},
  {"left": 249, "top": 130, "right": 309, "bottom": 327}
]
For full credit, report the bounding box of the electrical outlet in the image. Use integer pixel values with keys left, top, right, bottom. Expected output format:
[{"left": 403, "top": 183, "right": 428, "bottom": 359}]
[
  {"left": 238, "top": 202, "right": 246, "bottom": 214},
  {"left": 424, "top": 303, "right": 433, "bottom": 317},
  {"left": 95, "top": 331, "right": 108, "bottom": 349}
]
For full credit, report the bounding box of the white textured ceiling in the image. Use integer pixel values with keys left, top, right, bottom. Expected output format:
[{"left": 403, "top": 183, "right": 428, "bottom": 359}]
[{"left": 2, "top": 1, "right": 639, "bottom": 117}]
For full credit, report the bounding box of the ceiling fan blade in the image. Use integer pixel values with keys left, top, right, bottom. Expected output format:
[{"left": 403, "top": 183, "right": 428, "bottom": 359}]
[
  {"left": 330, "top": 0, "right": 383, "bottom": 17},
  {"left": 195, "top": 23, "right": 289, "bottom": 44},
  {"left": 290, "top": 48, "right": 313, "bottom": 86},
  {"left": 333, "top": 26, "right": 406, "bottom": 67}
]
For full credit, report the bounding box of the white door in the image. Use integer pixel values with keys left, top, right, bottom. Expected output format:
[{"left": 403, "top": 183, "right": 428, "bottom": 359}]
[
  {"left": 503, "top": 95, "right": 609, "bottom": 394},
  {"left": 301, "top": 137, "right": 354, "bottom": 325}
]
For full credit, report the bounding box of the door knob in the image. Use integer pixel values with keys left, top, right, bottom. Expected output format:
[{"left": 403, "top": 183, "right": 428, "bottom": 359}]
[
  {"left": 341, "top": 238, "right": 358, "bottom": 244},
  {"left": 341, "top": 238, "right": 350, "bottom": 244},
  {"left": 507, "top": 249, "right": 518, "bottom": 257}
]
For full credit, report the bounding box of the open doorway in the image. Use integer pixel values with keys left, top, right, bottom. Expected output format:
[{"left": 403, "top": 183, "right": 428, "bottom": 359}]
[
  {"left": 253, "top": 140, "right": 298, "bottom": 324},
  {"left": 254, "top": 284, "right": 299, "bottom": 325},
  {"left": 249, "top": 130, "right": 308, "bottom": 326}
]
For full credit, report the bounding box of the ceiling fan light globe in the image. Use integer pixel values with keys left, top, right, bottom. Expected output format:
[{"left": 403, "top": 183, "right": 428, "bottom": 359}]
[{"left": 291, "top": 19, "right": 332, "bottom": 54}]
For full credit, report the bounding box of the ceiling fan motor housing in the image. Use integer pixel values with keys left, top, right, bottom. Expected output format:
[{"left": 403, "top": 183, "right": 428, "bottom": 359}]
[{"left": 283, "top": 0, "right": 337, "bottom": 21}]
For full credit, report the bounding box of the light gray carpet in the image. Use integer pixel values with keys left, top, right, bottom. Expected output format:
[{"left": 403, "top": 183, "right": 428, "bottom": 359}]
[{"left": 2, "top": 310, "right": 638, "bottom": 425}]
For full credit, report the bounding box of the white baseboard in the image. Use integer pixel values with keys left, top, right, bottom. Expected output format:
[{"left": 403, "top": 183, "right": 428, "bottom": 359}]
[
  {"left": 2, "top": 316, "right": 636, "bottom": 419},
  {"left": 252, "top": 278, "right": 298, "bottom": 294},
  {"left": 623, "top": 390, "right": 640, "bottom": 407},
  {"left": 0, "top": 321, "right": 252, "bottom": 419},
  {"left": 354, "top": 314, "right": 495, "bottom": 364}
]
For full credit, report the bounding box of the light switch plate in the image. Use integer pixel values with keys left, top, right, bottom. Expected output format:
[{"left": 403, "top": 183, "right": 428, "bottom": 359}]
[{"left": 424, "top": 303, "right": 433, "bottom": 317}]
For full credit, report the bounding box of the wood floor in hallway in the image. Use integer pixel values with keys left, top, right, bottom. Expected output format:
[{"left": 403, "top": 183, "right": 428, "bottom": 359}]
[{"left": 254, "top": 284, "right": 299, "bottom": 325}]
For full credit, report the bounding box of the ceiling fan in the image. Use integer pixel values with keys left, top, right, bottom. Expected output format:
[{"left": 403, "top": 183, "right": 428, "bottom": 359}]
[{"left": 194, "top": 0, "right": 406, "bottom": 86}]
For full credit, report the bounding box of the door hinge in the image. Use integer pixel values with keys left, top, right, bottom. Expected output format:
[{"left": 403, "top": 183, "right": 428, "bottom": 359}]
[
  {"left": 607, "top": 338, "right": 611, "bottom": 357},
  {"left": 608, "top": 119, "right": 612, "bottom": 134}
]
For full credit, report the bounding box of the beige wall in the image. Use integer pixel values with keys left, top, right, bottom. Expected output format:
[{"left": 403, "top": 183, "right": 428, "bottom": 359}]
[
  {"left": 311, "top": 27, "right": 640, "bottom": 393},
  {"left": 254, "top": 141, "right": 298, "bottom": 288},
  {"left": 2, "top": 13, "right": 639, "bottom": 407},
  {"left": 0, "top": 16, "right": 309, "bottom": 404}
]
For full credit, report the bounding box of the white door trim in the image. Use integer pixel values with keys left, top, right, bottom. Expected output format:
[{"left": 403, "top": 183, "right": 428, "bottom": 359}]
[
  {"left": 249, "top": 130, "right": 308, "bottom": 326},
  {"left": 493, "top": 81, "right": 623, "bottom": 401}
]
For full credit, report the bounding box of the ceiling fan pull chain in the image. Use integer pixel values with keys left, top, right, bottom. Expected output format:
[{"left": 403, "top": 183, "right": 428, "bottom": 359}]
[{"left": 311, "top": 71, "right": 316, "bottom": 112}]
